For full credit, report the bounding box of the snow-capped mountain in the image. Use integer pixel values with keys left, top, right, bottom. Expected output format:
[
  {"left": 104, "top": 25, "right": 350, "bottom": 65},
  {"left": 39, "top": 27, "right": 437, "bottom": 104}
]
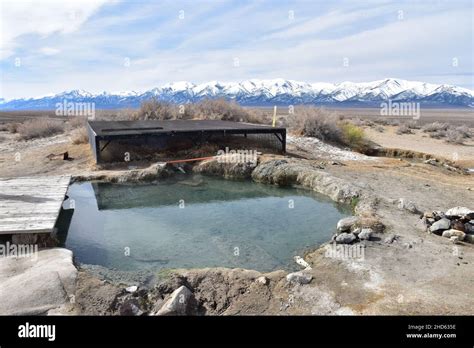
[{"left": 1, "top": 78, "right": 473, "bottom": 110}]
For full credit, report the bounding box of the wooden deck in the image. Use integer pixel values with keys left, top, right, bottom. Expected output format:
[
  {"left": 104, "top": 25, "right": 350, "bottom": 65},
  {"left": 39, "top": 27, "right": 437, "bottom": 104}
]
[{"left": 0, "top": 175, "right": 71, "bottom": 235}]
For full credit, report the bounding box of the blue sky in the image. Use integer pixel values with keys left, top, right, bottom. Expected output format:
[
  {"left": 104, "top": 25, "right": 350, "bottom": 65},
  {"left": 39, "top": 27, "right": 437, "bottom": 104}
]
[{"left": 0, "top": 0, "right": 472, "bottom": 99}]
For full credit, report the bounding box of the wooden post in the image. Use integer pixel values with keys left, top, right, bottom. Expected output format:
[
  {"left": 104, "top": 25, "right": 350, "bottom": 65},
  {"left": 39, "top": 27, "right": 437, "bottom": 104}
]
[{"left": 272, "top": 105, "right": 277, "bottom": 127}]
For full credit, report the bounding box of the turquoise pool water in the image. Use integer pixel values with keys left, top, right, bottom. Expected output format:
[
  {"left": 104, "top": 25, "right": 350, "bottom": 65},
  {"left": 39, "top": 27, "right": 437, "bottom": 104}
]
[{"left": 64, "top": 175, "right": 349, "bottom": 272}]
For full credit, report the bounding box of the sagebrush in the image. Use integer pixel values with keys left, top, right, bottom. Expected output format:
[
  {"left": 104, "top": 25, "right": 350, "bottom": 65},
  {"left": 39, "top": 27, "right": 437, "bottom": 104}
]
[{"left": 17, "top": 118, "right": 65, "bottom": 140}]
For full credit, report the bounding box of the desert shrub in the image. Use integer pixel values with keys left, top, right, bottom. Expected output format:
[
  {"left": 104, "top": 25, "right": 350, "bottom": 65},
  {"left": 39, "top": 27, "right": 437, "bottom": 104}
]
[
  {"left": 422, "top": 122, "right": 449, "bottom": 133},
  {"left": 375, "top": 125, "right": 385, "bottom": 132},
  {"left": 349, "top": 117, "right": 373, "bottom": 127},
  {"left": 5, "top": 122, "right": 21, "bottom": 133},
  {"left": 429, "top": 130, "right": 446, "bottom": 139},
  {"left": 136, "top": 98, "right": 179, "bottom": 120},
  {"left": 134, "top": 97, "right": 267, "bottom": 124},
  {"left": 287, "top": 107, "right": 367, "bottom": 150},
  {"left": 288, "top": 107, "right": 343, "bottom": 143},
  {"left": 116, "top": 108, "right": 138, "bottom": 120},
  {"left": 17, "top": 118, "right": 65, "bottom": 140},
  {"left": 396, "top": 124, "right": 413, "bottom": 135},
  {"left": 445, "top": 129, "right": 464, "bottom": 144},
  {"left": 374, "top": 117, "right": 389, "bottom": 125},
  {"left": 406, "top": 120, "right": 420, "bottom": 129},
  {"left": 191, "top": 98, "right": 268, "bottom": 123},
  {"left": 454, "top": 124, "right": 471, "bottom": 138},
  {"left": 193, "top": 98, "right": 248, "bottom": 121},
  {"left": 67, "top": 116, "right": 88, "bottom": 130},
  {"left": 71, "top": 127, "right": 89, "bottom": 144},
  {"left": 241, "top": 108, "right": 269, "bottom": 124},
  {"left": 388, "top": 119, "right": 400, "bottom": 126},
  {"left": 340, "top": 122, "right": 366, "bottom": 149}
]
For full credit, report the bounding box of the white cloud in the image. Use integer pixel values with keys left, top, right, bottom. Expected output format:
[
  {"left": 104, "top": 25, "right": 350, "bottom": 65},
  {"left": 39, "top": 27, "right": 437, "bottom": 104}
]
[
  {"left": 0, "top": 0, "right": 110, "bottom": 59},
  {"left": 0, "top": 0, "right": 472, "bottom": 99},
  {"left": 38, "top": 47, "right": 60, "bottom": 56}
]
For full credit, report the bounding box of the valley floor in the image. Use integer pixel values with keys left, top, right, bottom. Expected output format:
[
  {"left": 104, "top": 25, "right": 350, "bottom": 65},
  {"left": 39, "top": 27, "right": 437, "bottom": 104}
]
[{"left": 0, "top": 125, "right": 473, "bottom": 315}]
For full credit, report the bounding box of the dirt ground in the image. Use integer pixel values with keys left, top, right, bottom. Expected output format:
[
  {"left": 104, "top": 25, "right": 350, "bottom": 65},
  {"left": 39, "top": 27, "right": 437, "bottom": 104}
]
[
  {"left": 0, "top": 122, "right": 473, "bottom": 315},
  {"left": 364, "top": 126, "right": 474, "bottom": 168}
]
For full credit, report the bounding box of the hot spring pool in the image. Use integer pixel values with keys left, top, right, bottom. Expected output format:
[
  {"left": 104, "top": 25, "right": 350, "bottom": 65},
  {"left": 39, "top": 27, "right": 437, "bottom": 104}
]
[{"left": 63, "top": 175, "right": 350, "bottom": 272}]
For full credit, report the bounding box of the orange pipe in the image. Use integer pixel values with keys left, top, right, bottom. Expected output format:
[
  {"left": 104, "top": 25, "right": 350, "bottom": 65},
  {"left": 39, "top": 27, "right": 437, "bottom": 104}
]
[{"left": 166, "top": 156, "right": 216, "bottom": 164}]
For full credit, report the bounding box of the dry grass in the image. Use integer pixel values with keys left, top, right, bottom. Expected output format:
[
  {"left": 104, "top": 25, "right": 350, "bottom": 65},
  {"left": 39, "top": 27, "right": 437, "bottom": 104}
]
[
  {"left": 71, "top": 127, "right": 89, "bottom": 144},
  {"left": 17, "top": 118, "right": 65, "bottom": 140}
]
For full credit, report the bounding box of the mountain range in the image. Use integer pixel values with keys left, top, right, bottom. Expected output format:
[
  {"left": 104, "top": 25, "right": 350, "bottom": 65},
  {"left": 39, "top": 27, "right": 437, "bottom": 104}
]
[{"left": 1, "top": 78, "right": 473, "bottom": 110}]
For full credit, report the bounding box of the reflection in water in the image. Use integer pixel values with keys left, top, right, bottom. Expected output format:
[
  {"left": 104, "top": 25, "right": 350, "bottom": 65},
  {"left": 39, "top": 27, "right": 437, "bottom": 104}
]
[{"left": 65, "top": 175, "right": 350, "bottom": 273}]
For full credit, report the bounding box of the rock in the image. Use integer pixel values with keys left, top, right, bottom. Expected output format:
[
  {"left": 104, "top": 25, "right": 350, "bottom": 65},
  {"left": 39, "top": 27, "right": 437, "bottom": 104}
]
[
  {"left": 384, "top": 234, "right": 398, "bottom": 244},
  {"left": 451, "top": 221, "right": 465, "bottom": 232},
  {"left": 0, "top": 248, "right": 77, "bottom": 315},
  {"left": 193, "top": 157, "right": 257, "bottom": 180},
  {"left": 120, "top": 299, "right": 144, "bottom": 316},
  {"left": 464, "top": 234, "right": 474, "bottom": 244},
  {"left": 465, "top": 223, "right": 474, "bottom": 234},
  {"left": 424, "top": 159, "right": 437, "bottom": 165},
  {"left": 336, "top": 216, "right": 359, "bottom": 232},
  {"left": 358, "top": 228, "right": 373, "bottom": 241},
  {"left": 404, "top": 242, "right": 413, "bottom": 249},
  {"left": 294, "top": 256, "right": 311, "bottom": 270},
  {"left": 445, "top": 207, "right": 474, "bottom": 219},
  {"left": 126, "top": 285, "right": 138, "bottom": 293},
  {"left": 335, "top": 232, "right": 356, "bottom": 244},
  {"left": 442, "top": 229, "right": 466, "bottom": 241},
  {"left": 251, "top": 159, "right": 361, "bottom": 203},
  {"left": 433, "top": 211, "right": 446, "bottom": 221},
  {"left": 156, "top": 285, "right": 195, "bottom": 316},
  {"left": 450, "top": 236, "right": 461, "bottom": 244},
  {"left": 286, "top": 271, "right": 313, "bottom": 285},
  {"left": 356, "top": 216, "right": 385, "bottom": 233},
  {"left": 352, "top": 228, "right": 361, "bottom": 235},
  {"left": 256, "top": 276, "right": 268, "bottom": 285},
  {"left": 423, "top": 211, "right": 434, "bottom": 218},
  {"left": 400, "top": 200, "right": 421, "bottom": 214},
  {"left": 429, "top": 218, "right": 451, "bottom": 233}
]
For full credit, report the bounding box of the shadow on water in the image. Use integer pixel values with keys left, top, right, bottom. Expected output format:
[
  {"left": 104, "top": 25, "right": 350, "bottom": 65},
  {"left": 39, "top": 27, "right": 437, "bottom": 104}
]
[{"left": 55, "top": 205, "right": 75, "bottom": 246}]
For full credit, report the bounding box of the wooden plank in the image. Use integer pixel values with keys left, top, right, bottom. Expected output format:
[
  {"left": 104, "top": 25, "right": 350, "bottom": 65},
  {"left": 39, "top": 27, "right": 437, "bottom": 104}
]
[{"left": 0, "top": 175, "right": 71, "bottom": 235}]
